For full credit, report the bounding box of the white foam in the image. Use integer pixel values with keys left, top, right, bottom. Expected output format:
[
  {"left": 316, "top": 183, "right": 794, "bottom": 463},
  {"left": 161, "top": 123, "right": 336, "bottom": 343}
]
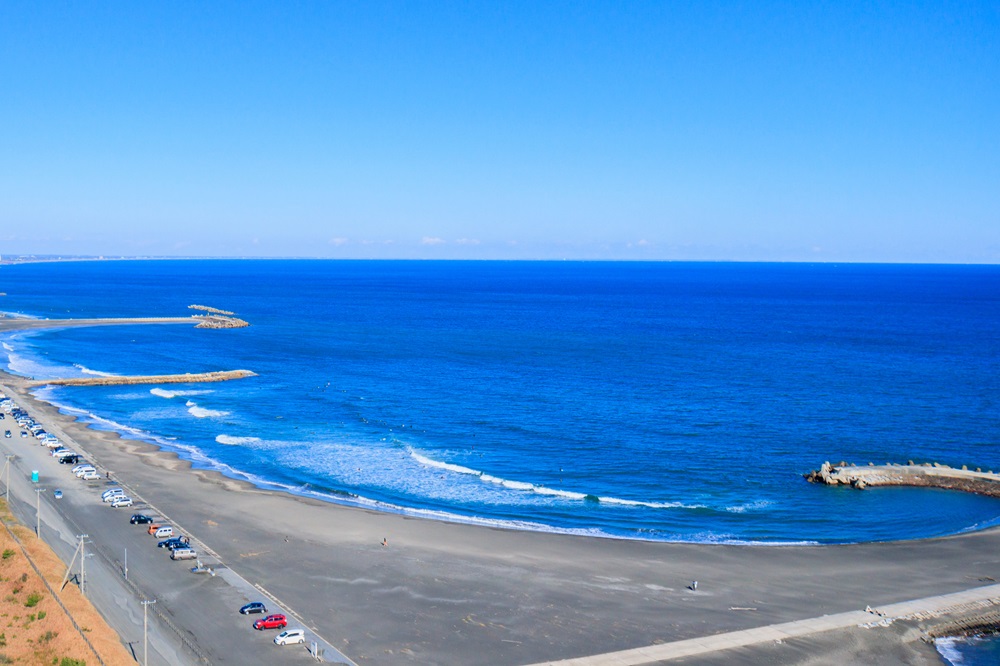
[
  {"left": 2, "top": 343, "right": 13, "bottom": 352},
  {"left": 187, "top": 401, "right": 230, "bottom": 419},
  {"left": 150, "top": 388, "right": 215, "bottom": 399},
  {"left": 6, "top": 351, "right": 75, "bottom": 379},
  {"left": 410, "top": 450, "right": 481, "bottom": 476},
  {"left": 935, "top": 636, "right": 968, "bottom": 665},
  {"left": 531, "top": 486, "right": 589, "bottom": 500},
  {"left": 216, "top": 435, "right": 263, "bottom": 446},
  {"left": 599, "top": 496, "right": 705, "bottom": 509},
  {"left": 73, "top": 363, "right": 118, "bottom": 377},
  {"left": 409, "top": 448, "right": 702, "bottom": 509},
  {"left": 726, "top": 499, "right": 774, "bottom": 513}
]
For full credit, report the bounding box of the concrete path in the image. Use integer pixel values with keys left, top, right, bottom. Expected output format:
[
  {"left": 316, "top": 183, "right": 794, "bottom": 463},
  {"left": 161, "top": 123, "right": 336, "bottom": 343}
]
[{"left": 524, "top": 584, "right": 1000, "bottom": 665}]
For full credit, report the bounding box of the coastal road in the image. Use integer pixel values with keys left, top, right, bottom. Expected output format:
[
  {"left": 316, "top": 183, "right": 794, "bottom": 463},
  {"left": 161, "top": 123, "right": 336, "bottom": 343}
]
[{"left": 0, "top": 389, "right": 354, "bottom": 666}]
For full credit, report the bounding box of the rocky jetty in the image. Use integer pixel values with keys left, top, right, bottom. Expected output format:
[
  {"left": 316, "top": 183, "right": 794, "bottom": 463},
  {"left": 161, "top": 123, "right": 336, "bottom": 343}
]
[
  {"left": 188, "top": 304, "right": 236, "bottom": 316},
  {"left": 192, "top": 315, "right": 250, "bottom": 329},
  {"left": 805, "top": 461, "right": 1000, "bottom": 498},
  {"left": 26, "top": 369, "right": 257, "bottom": 388}
]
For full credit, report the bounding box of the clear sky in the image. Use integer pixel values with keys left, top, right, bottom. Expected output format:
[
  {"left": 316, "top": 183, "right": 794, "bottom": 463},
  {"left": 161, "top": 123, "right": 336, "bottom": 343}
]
[{"left": 1, "top": 1, "right": 997, "bottom": 261}]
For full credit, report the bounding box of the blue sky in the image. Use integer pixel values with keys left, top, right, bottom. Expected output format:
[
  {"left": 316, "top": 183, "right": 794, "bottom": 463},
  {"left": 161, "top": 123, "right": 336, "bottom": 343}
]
[{"left": 1, "top": 1, "right": 997, "bottom": 261}]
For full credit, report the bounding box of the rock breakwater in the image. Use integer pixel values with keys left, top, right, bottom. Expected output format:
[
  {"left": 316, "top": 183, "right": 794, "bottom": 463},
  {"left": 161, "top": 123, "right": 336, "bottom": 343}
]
[
  {"left": 805, "top": 461, "right": 1000, "bottom": 498},
  {"left": 26, "top": 369, "right": 257, "bottom": 388},
  {"left": 192, "top": 315, "right": 250, "bottom": 329}
]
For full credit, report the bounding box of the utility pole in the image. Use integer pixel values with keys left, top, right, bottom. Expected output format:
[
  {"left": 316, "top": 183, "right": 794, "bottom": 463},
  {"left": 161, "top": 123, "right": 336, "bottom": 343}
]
[
  {"left": 34, "top": 488, "right": 45, "bottom": 537},
  {"left": 142, "top": 598, "right": 157, "bottom": 666},
  {"left": 124, "top": 546, "right": 128, "bottom": 581},
  {"left": 78, "top": 534, "right": 89, "bottom": 595},
  {"left": 3, "top": 454, "right": 12, "bottom": 505}
]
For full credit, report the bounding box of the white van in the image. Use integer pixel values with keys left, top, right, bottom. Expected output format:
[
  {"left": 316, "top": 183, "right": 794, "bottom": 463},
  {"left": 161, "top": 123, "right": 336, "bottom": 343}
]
[
  {"left": 75, "top": 466, "right": 97, "bottom": 478},
  {"left": 154, "top": 526, "right": 174, "bottom": 539},
  {"left": 102, "top": 488, "right": 125, "bottom": 502},
  {"left": 274, "top": 629, "right": 305, "bottom": 646},
  {"left": 170, "top": 547, "right": 197, "bottom": 560},
  {"left": 79, "top": 470, "right": 100, "bottom": 481},
  {"left": 54, "top": 450, "right": 77, "bottom": 460}
]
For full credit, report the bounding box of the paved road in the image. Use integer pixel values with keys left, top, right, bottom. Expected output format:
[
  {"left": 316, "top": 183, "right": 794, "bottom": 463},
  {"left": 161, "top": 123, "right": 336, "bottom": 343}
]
[
  {"left": 0, "top": 400, "right": 354, "bottom": 666},
  {"left": 524, "top": 584, "right": 1000, "bottom": 665}
]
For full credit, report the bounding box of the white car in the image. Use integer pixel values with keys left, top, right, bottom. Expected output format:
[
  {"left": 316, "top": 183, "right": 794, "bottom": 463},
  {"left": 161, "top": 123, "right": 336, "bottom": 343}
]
[
  {"left": 72, "top": 463, "right": 93, "bottom": 474},
  {"left": 74, "top": 466, "right": 97, "bottom": 478},
  {"left": 110, "top": 496, "right": 134, "bottom": 508},
  {"left": 274, "top": 629, "right": 305, "bottom": 646},
  {"left": 79, "top": 470, "right": 100, "bottom": 481},
  {"left": 50, "top": 448, "right": 73, "bottom": 457},
  {"left": 102, "top": 488, "right": 125, "bottom": 502}
]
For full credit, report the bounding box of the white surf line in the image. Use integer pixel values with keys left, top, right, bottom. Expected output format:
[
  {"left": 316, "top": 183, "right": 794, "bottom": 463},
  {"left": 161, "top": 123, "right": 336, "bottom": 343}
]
[{"left": 523, "top": 584, "right": 1000, "bottom": 666}]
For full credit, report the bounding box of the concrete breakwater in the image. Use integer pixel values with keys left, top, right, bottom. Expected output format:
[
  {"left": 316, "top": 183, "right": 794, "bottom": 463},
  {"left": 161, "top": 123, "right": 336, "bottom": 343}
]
[
  {"left": 805, "top": 461, "right": 1000, "bottom": 498},
  {"left": 25, "top": 369, "right": 257, "bottom": 388}
]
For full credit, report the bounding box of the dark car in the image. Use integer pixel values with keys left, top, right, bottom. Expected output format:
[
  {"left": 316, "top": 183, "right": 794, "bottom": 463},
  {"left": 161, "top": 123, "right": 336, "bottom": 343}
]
[
  {"left": 130, "top": 514, "right": 154, "bottom": 525},
  {"left": 59, "top": 455, "right": 81, "bottom": 465},
  {"left": 157, "top": 536, "right": 190, "bottom": 550},
  {"left": 239, "top": 602, "right": 268, "bottom": 615},
  {"left": 253, "top": 614, "right": 287, "bottom": 630}
]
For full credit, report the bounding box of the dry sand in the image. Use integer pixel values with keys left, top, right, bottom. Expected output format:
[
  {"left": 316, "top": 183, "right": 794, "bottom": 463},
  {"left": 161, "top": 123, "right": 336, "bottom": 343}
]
[{"left": 1, "top": 320, "right": 999, "bottom": 664}]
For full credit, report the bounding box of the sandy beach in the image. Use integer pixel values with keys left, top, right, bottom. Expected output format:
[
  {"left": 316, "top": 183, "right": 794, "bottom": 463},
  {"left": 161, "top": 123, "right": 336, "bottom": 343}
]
[{"left": 1, "top": 323, "right": 999, "bottom": 664}]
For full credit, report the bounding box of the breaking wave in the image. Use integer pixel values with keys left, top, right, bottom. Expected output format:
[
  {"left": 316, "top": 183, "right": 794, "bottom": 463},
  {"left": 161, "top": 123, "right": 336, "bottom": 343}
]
[
  {"left": 74, "top": 364, "right": 117, "bottom": 377},
  {"left": 186, "top": 400, "right": 229, "bottom": 418},
  {"left": 409, "top": 449, "right": 704, "bottom": 509},
  {"left": 216, "top": 435, "right": 263, "bottom": 446},
  {"left": 150, "top": 388, "right": 215, "bottom": 399}
]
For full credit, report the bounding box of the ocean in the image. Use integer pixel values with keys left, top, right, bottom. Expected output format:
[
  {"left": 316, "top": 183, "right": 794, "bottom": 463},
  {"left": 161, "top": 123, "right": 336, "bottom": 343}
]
[{"left": 1, "top": 260, "right": 999, "bottom": 549}]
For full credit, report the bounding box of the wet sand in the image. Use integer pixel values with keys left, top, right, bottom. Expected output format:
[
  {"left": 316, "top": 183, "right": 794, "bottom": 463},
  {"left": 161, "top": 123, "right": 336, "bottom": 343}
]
[{"left": 2, "top": 322, "right": 999, "bottom": 663}]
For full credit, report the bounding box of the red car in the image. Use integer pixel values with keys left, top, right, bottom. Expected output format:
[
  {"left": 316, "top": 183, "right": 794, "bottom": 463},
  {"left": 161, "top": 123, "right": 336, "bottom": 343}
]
[{"left": 253, "top": 614, "right": 287, "bottom": 631}]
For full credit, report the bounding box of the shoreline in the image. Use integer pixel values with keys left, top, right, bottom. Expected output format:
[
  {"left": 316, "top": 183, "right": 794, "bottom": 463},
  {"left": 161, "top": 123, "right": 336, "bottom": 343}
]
[
  {"left": 2, "top": 318, "right": 1000, "bottom": 663},
  {"left": 4, "top": 370, "right": 1000, "bottom": 664}
]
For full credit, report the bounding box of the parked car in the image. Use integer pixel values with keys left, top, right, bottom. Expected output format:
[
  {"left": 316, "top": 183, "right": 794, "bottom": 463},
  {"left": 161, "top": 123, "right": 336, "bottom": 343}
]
[
  {"left": 153, "top": 526, "right": 174, "bottom": 539},
  {"left": 274, "top": 629, "right": 305, "bottom": 646},
  {"left": 170, "top": 548, "right": 197, "bottom": 561},
  {"left": 54, "top": 489, "right": 63, "bottom": 499},
  {"left": 130, "top": 514, "right": 154, "bottom": 525},
  {"left": 20, "top": 431, "right": 28, "bottom": 438},
  {"left": 239, "top": 602, "right": 268, "bottom": 615},
  {"left": 3, "top": 431, "right": 9, "bottom": 438},
  {"left": 110, "top": 496, "right": 134, "bottom": 508},
  {"left": 75, "top": 466, "right": 97, "bottom": 478},
  {"left": 79, "top": 470, "right": 100, "bottom": 481},
  {"left": 253, "top": 614, "right": 287, "bottom": 631},
  {"left": 102, "top": 488, "right": 125, "bottom": 502},
  {"left": 157, "top": 536, "right": 190, "bottom": 550},
  {"left": 59, "top": 455, "right": 81, "bottom": 465}
]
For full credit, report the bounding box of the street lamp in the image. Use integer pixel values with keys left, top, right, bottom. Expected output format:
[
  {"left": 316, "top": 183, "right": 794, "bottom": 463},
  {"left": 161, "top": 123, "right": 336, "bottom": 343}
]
[{"left": 142, "top": 598, "right": 157, "bottom": 666}]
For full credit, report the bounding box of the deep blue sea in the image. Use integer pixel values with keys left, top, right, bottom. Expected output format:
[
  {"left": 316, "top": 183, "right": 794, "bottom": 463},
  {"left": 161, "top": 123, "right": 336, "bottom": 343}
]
[{"left": 2, "top": 260, "right": 1000, "bottom": 548}]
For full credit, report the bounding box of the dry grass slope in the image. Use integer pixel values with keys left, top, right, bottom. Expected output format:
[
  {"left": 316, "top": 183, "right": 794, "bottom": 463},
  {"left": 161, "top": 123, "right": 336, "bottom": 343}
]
[{"left": 0, "top": 501, "right": 131, "bottom": 666}]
